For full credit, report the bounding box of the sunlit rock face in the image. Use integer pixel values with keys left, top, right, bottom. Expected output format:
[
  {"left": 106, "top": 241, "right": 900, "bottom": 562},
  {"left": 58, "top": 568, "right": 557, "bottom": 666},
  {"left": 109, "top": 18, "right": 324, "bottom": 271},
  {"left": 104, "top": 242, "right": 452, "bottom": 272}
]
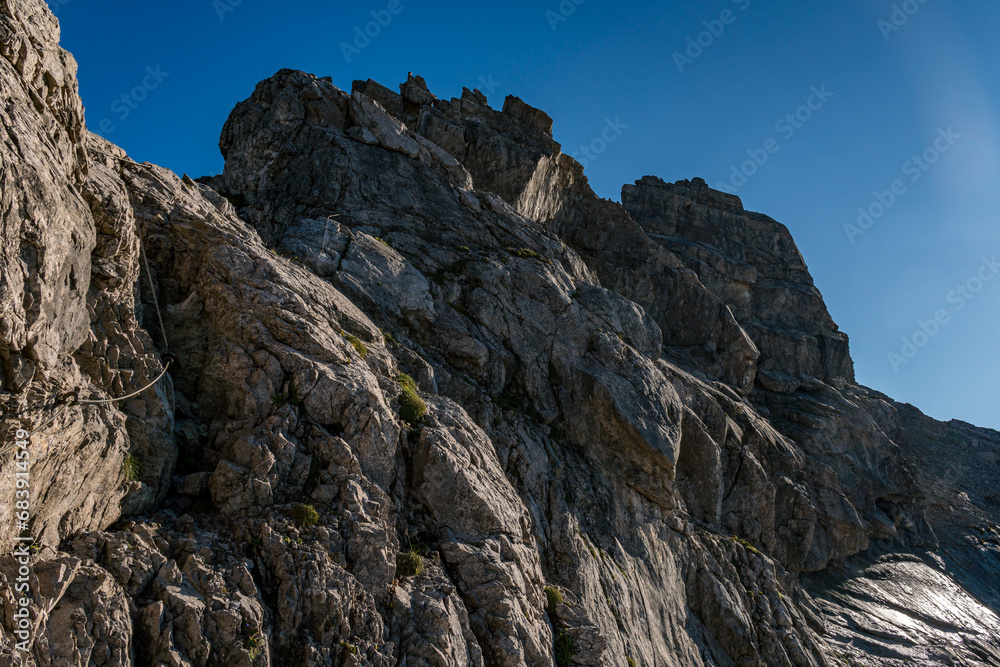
[
  {"left": 1, "top": 1, "right": 999, "bottom": 665},
  {"left": 806, "top": 552, "right": 1000, "bottom": 666}
]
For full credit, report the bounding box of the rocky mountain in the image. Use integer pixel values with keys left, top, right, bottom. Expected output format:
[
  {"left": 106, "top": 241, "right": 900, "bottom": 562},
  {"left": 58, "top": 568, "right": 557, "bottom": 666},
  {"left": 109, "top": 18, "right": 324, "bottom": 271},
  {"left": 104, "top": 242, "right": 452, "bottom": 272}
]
[{"left": 1, "top": 1, "right": 999, "bottom": 665}]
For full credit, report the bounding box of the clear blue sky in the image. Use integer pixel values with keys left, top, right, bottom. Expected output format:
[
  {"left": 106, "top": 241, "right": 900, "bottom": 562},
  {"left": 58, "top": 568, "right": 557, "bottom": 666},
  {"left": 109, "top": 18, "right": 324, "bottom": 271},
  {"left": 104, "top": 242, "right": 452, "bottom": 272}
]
[{"left": 50, "top": 0, "right": 1000, "bottom": 431}]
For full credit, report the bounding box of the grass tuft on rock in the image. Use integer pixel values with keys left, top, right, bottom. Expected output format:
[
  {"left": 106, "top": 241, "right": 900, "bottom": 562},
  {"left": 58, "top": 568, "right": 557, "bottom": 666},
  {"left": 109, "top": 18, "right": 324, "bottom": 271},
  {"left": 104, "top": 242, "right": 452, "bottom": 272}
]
[
  {"left": 244, "top": 630, "right": 264, "bottom": 662},
  {"left": 290, "top": 504, "right": 320, "bottom": 527},
  {"left": 544, "top": 586, "right": 563, "bottom": 614},
  {"left": 509, "top": 247, "right": 542, "bottom": 260},
  {"left": 396, "top": 550, "right": 425, "bottom": 578},
  {"left": 554, "top": 633, "right": 575, "bottom": 667},
  {"left": 509, "top": 247, "right": 553, "bottom": 264},
  {"left": 343, "top": 332, "right": 368, "bottom": 358},
  {"left": 731, "top": 535, "right": 761, "bottom": 555},
  {"left": 123, "top": 456, "right": 141, "bottom": 483},
  {"left": 397, "top": 373, "right": 427, "bottom": 425},
  {"left": 246, "top": 631, "right": 264, "bottom": 661}
]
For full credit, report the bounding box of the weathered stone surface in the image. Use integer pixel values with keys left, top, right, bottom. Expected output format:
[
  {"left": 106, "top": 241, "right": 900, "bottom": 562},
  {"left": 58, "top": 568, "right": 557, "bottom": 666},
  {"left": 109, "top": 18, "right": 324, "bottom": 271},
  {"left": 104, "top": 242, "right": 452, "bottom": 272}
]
[
  {"left": 77, "top": 135, "right": 176, "bottom": 515},
  {"left": 0, "top": 0, "right": 90, "bottom": 377},
  {"left": 806, "top": 551, "right": 1000, "bottom": 667},
  {"left": 388, "top": 560, "right": 485, "bottom": 666},
  {"left": 0, "top": 549, "right": 133, "bottom": 667},
  {"left": 622, "top": 176, "right": 854, "bottom": 385},
  {"left": 0, "top": 0, "right": 171, "bottom": 557},
  {"left": 1, "top": 3, "right": 999, "bottom": 664}
]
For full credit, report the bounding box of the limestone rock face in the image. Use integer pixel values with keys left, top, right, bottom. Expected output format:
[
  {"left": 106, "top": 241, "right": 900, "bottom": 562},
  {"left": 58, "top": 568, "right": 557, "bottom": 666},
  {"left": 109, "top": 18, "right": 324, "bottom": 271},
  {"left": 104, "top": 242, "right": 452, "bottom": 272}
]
[
  {"left": 0, "top": 0, "right": 90, "bottom": 379},
  {"left": 0, "top": 0, "right": 172, "bottom": 557},
  {"left": 621, "top": 176, "right": 854, "bottom": 386},
  {"left": 2, "top": 3, "right": 999, "bottom": 665}
]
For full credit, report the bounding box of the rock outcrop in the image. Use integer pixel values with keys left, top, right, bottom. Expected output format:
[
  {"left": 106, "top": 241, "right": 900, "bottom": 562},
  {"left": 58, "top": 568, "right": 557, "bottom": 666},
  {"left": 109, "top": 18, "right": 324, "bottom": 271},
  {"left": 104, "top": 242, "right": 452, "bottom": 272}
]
[
  {"left": 1, "top": 3, "right": 999, "bottom": 666},
  {"left": 0, "top": 0, "right": 172, "bottom": 554}
]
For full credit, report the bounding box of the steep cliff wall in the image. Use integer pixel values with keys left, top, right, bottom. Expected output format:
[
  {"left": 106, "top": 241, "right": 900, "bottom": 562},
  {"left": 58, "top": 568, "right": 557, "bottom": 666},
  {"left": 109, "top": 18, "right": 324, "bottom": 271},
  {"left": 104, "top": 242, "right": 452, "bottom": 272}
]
[{"left": 1, "top": 3, "right": 998, "bottom": 666}]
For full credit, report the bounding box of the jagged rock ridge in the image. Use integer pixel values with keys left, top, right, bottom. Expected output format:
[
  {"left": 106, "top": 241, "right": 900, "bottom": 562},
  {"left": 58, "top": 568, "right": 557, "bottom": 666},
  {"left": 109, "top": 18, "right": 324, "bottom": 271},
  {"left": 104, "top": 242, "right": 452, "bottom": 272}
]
[{"left": 1, "top": 2, "right": 999, "bottom": 666}]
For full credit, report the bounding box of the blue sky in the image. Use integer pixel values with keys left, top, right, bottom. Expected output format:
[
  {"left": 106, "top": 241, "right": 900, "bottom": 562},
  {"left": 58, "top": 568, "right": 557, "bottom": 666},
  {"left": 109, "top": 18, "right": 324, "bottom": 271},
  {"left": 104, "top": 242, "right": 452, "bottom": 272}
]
[{"left": 50, "top": 0, "right": 1000, "bottom": 431}]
